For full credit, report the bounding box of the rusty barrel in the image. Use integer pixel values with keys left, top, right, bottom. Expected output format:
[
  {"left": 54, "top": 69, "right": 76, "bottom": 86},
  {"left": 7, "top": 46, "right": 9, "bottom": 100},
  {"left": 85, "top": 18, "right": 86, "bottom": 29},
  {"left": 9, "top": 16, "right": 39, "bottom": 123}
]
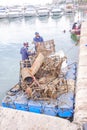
[{"left": 21, "top": 53, "right": 44, "bottom": 82}]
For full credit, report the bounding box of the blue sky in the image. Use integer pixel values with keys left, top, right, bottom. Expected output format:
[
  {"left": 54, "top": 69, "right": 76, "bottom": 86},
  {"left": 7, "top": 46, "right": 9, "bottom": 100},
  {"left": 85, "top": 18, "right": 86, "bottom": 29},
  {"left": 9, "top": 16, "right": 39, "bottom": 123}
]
[{"left": 0, "top": 0, "right": 52, "bottom": 6}]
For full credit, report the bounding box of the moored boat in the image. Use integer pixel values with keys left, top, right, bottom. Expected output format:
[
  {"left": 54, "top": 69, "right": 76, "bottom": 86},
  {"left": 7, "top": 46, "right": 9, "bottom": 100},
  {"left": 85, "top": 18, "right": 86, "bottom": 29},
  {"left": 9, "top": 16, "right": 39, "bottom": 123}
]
[
  {"left": 51, "top": 8, "right": 63, "bottom": 17},
  {"left": 64, "top": 3, "right": 76, "bottom": 14},
  {"left": 0, "top": 6, "right": 8, "bottom": 18},
  {"left": 71, "top": 33, "right": 80, "bottom": 43},
  {"left": 7, "top": 5, "right": 23, "bottom": 18},
  {"left": 37, "top": 7, "right": 50, "bottom": 17},
  {"left": 23, "top": 6, "right": 37, "bottom": 17},
  {"left": 71, "top": 22, "right": 81, "bottom": 43}
]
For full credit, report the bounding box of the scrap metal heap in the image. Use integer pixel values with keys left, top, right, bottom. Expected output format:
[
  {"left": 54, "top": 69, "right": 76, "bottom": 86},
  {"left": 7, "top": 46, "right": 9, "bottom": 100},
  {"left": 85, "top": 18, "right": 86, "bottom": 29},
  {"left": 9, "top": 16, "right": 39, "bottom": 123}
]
[{"left": 20, "top": 40, "right": 75, "bottom": 101}]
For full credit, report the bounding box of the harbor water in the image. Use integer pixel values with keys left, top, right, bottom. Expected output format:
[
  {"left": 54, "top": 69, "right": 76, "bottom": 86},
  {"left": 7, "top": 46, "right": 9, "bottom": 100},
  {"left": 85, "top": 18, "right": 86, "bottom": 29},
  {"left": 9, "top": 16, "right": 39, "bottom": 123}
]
[{"left": 0, "top": 11, "right": 84, "bottom": 105}]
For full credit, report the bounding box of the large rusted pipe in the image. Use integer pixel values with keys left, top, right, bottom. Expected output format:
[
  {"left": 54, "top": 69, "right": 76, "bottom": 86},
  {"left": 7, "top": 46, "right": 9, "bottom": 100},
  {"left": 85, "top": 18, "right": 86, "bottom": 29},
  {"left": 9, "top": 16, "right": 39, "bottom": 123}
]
[
  {"left": 21, "top": 68, "right": 31, "bottom": 82},
  {"left": 30, "top": 53, "right": 44, "bottom": 75},
  {"left": 21, "top": 53, "right": 44, "bottom": 82}
]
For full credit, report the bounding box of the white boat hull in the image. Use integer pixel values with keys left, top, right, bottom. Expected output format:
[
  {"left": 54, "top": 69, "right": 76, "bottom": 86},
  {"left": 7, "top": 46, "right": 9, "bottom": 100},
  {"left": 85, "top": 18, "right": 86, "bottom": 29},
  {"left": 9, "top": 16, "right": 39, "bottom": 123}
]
[
  {"left": 0, "top": 13, "right": 7, "bottom": 18},
  {"left": 38, "top": 12, "right": 49, "bottom": 17},
  {"left": 51, "top": 8, "right": 63, "bottom": 17},
  {"left": 51, "top": 12, "right": 63, "bottom": 16},
  {"left": 24, "top": 11, "right": 36, "bottom": 17},
  {"left": 37, "top": 8, "right": 49, "bottom": 17},
  {"left": 0, "top": 8, "right": 7, "bottom": 18},
  {"left": 8, "top": 12, "right": 22, "bottom": 18}
]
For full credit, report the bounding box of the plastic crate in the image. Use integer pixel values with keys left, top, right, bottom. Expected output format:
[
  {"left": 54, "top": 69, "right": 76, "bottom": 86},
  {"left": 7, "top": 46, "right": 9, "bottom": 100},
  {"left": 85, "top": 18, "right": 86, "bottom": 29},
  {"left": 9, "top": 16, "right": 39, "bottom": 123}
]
[
  {"left": 65, "top": 64, "right": 77, "bottom": 80},
  {"left": 58, "top": 108, "right": 73, "bottom": 118},
  {"left": 14, "top": 94, "right": 28, "bottom": 111},
  {"left": 66, "top": 72, "right": 76, "bottom": 80},
  {"left": 2, "top": 95, "right": 16, "bottom": 109},
  {"left": 28, "top": 100, "right": 42, "bottom": 114},
  {"left": 42, "top": 101, "right": 58, "bottom": 116},
  {"left": 57, "top": 92, "right": 74, "bottom": 118}
]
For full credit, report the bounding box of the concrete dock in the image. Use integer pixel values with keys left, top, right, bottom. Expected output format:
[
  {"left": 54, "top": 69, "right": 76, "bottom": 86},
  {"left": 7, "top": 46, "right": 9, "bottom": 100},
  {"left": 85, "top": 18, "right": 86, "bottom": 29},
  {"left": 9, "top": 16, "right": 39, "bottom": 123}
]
[
  {"left": 1, "top": 22, "right": 87, "bottom": 130},
  {"left": 74, "top": 22, "right": 87, "bottom": 125},
  {"left": 0, "top": 107, "right": 80, "bottom": 130}
]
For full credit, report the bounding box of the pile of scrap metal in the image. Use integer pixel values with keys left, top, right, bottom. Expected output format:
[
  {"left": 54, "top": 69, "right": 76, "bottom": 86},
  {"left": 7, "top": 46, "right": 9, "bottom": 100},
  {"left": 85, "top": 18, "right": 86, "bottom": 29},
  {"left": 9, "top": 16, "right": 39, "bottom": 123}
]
[
  {"left": 20, "top": 49, "right": 75, "bottom": 101},
  {"left": 3, "top": 40, "right": 76, "bottom": 118},
  {"left": 36, "top": 39, "right": 55, "bottom": 56}
]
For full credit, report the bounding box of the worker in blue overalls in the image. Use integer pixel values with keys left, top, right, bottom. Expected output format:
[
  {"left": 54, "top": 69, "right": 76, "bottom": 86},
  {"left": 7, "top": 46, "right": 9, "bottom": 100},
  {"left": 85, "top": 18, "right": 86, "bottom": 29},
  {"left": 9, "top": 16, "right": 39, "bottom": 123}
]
[
  {"left": 33, "top": 32, "right": 44, "bottom": 52},
  {"left": 20, "top": 42, "right": 35, "bottom": 67}
]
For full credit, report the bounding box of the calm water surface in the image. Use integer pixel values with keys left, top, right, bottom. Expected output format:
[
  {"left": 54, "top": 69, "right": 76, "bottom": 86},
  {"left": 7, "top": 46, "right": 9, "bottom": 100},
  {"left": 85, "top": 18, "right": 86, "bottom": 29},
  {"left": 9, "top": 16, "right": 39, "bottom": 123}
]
[{"left": 0, "top": 12, "right": 82, "bottom": 104}]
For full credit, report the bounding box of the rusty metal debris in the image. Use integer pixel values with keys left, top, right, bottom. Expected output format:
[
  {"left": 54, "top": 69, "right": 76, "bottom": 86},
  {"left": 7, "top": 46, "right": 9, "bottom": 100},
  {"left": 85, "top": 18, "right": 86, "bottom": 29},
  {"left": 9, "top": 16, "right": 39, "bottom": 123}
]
[{"left": 19, "top": 40, "right": 75, "bottom": 101}]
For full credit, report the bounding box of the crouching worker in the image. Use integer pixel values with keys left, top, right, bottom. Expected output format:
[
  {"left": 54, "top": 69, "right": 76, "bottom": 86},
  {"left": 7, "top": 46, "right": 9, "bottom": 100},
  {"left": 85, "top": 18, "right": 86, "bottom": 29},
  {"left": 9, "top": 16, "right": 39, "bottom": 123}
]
[{"left": 20, "top": 42, "right": 35, "bottom": 67}]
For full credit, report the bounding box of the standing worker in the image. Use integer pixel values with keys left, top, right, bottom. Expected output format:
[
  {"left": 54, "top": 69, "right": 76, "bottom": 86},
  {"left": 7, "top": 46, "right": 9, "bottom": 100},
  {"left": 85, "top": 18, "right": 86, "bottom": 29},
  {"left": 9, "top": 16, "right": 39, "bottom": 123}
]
[
  {"left": 20, "top": 42, "right": 29, "bottom": 61},
  {"left": 33, "top": 32, "right": 44, "bottom": 52},
  {"left": 20, "top": 42, "right": 35, "bottom": 67}
]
